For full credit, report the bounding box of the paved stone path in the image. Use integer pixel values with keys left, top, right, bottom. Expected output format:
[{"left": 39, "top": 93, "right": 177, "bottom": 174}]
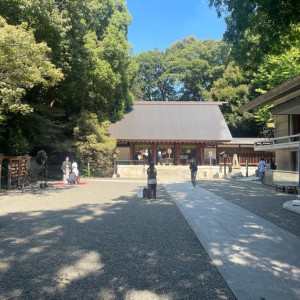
[
  {"left": 0, "top": 179, "right": 236, "bottom": 300},
  {"left": 200, "top": 179, "right": 300, "bottom": 237},
  {"left": 163, "top": 180, "right": 300, "bottom": 300}
]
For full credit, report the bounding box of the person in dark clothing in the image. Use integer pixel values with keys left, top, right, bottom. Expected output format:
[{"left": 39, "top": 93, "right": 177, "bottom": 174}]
[
  {"left": 61, "top": 157, "right": 72, "bottom": 183},
  {"left": 147, "top": 162, "right": 157, "bottom": 199},
  {"left": 270, "top": 158, "right": 276, "bottom": 170},
  {"left": 189, "top": 158, "right": 198, "bottom": 187},
  {"left": 67, "top": 172, "right": 77, "bottom": 184},
  {"left": 148, "top": 150, "right": 153, "bottom": 164}
]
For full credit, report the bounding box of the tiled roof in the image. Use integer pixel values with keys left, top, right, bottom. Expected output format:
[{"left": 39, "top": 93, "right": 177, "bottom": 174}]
[{"left": 109, "top": 102, "right": 232, "bottom": 142}]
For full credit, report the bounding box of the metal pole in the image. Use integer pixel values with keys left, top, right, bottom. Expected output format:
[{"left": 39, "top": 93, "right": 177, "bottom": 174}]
[{"left": 246, "top": 158, "right": 248, "bottom": 177}]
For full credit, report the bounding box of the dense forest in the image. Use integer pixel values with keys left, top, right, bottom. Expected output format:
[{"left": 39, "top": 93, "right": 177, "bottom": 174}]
[{"left": 0, "top": 0, "right": 299, "bottom": 175}]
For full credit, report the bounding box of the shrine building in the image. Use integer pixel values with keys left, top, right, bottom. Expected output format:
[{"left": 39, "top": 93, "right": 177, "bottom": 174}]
[
  {"left": 109, "top": 101, "right": 233, "bottom": 165},
  {"left": 109, "top": 101, "right": 275, "bottom": 167}
]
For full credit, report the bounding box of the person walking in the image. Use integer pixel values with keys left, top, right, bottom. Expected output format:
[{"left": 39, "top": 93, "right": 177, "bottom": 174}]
[
  {"left": 61, "top": 156, "right": 72, "bottom": 184},
  {"left": 189, "top": 158, "right": 198, "bottom": 187},
  {"left": 257, "top": 157, "right": 267, "bottom": 184},
  {"left": 147, "top": 162, "right": 157, "bottom": 199}
]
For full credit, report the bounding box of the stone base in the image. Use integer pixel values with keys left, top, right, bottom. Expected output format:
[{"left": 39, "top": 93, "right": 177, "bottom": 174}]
[{"left": 283, "top": 200, "right": 300, "bottom": 214}]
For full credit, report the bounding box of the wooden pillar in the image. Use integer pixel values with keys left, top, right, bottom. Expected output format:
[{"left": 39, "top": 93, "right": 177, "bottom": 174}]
[
  {"left": 238, "top": 145, "right": 241, "bottom": 165},
  {"left": 216, "top": 143, "right": 219, "bottom": 165},
  {"left": 174, "top": 143, "right": 180, "bottom": 165},
  {"left": 7, "top": 158, "right": 12, "bottom": 190},
  {"left": 200, "top": 144, "right": 205, "bottom": 165},
  {"left": 196, "top": 144, "right": 201, "bottom": 165},
  {"left": 129, "top": 142, "right": 135, "bottom": 164},
  {"left": 18, "top": 159, "right": 21, "bottom": 187},
  {"left": 151, "top": 143, "right": 157, "bottom": 165},
  {"left": 140, "top": 149, "right": 143, "bottom": 160}
]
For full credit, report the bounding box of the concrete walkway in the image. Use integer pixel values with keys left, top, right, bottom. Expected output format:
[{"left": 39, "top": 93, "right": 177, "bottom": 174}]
[{"left": 163, "top": 181, "right": 300, "bottom": 300}]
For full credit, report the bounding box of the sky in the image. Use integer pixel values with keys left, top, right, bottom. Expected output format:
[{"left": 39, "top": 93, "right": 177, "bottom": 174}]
[{"left": 126, "top": 0, "right": 227, "bottom": 54}]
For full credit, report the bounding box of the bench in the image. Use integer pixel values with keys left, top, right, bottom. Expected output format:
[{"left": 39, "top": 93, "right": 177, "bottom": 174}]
[{"left": 274, "top": 181, "right": 298, "bottom": 194}]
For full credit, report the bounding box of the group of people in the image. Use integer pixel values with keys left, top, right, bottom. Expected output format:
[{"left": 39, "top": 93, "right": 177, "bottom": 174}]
[
  {"left": 146, "top": 158, "right": 198, "bottom": 200},
  {"left": 257, "top": 157, "right": 276, "bottom": 184},
  {"left": 61, "top": 156, "right": 80, "bottom": 184}
]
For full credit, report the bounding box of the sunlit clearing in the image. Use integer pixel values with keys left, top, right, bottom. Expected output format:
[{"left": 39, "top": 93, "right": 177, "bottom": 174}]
[
  {"left": 28, "top": 246, "right": 47, "bottom": 254},
  {"left": 55, "top": 251, "right": 103, "bottom": 288},
  {"left": 27, "top": 211, "right": 43, "bottom": 217},
  {"left": 11, "top": 238, "right": 28, "bottom": 244},
  {"left": 98, "top": 288, "right": 116, "bottom": 300},
  {"left": 76, "top": 215, "right": 95, "bottom": 223},
  {"left": 37, "top": 226, "right": 62, "bottom": 236},
  {"left": 124, "top": 290, "right": 172, "bottom": 300},
  {"left": 0, "top": 261, "right": 10, "bottom": 272},
  {"left": 251, "top": 233, "right": 282, "bottom": 242},
  {"left": 243, "top": 223, "right": 264, "bottom": 230}
]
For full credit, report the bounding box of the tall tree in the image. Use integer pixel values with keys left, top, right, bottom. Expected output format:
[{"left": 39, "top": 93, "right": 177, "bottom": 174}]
[
  {"left": 209, "top": 0, "right": 300, "bottom": 67},
  {"left": 251, "top": 44, "right": 300, "bottom": 125},
  {"left": 0, "top": 16, "right": 63, "bottom": 153},
  {"left": 0, "top": 0, "right": 135, "bottom": 164},
  {"left": 167, "top": 37, "right": 230, "bottom": 101},
  {"left": 135, "top": 50, "right": 176, "bottom": 101},
  {"left": 212, "top": 62, "right": 259, "bottom": 136}
]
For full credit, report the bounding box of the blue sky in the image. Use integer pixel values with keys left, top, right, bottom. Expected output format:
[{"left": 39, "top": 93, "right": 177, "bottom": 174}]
[{"left": 126, "top": 0, "right": 227, "bottom": 54}]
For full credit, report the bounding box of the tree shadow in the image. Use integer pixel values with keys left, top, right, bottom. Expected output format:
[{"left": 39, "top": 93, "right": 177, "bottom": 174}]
[
  {"left": 198, "top": 179, "right": 300, "bottom": 237},
  {"left": 0, "top": 184, "right": 236, "bottom": 300},
  {"left": 162, "top": 180, "right": 300, "bottom": 300}
]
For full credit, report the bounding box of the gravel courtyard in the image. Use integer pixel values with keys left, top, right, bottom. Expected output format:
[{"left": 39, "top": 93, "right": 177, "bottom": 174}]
[{"left": 0, "top": 179, "right": 236, "bottom": 300}]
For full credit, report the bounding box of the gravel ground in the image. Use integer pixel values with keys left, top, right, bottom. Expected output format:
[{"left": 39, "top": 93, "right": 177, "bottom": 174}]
[
  {"left": 199, "top": 179, "right": 300, "bottom": 237},
  {"left": 0, "top": 179, "right": 236, "bottom": 300}
]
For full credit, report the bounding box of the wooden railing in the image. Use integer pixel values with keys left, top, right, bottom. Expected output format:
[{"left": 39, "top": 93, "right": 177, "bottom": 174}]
[{"left": 254, "top": 133, "right": 300, "bottom": 151}]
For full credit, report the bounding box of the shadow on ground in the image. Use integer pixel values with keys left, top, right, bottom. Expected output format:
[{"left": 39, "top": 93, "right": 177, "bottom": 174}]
[
  {"left": 199, "top": 179, "right": 300, "bottom": 237},
  {"left": 0, "top": 183, "right": 236, "bottom": 300}
]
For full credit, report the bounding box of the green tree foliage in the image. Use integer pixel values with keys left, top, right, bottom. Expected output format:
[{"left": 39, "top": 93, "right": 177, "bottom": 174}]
[
  {"left": 209, "top": 0, "right": 300, "bottom": 67},
  {"left": 0, "top": 16, "right": 63, "bottom": 152},
  {"left": 0, "top": 16, "right": 63, "bottom": 117},
  {"left": 135, "top": 37, "right": 231, "bottom": 102},
  {"left": 252, "top": 45, "right": 300, "bottom": 93},
  {"left": 251, "top": 44, "right": 300, "bottom": 125},
  {"left": 0, "top": 0, "right": 134, "bottom": 175},
  {"left": 212, "top": 62, "right": 259, "bottom": 136},
  {"left": 167, "top": 37, "right": 230, "bottom": 101},
  {"left": 74, "top": 111, "right": 116, "bottom": 176},
  {"left": 135, "top": 49, "right": 176, "bottom": 101}
]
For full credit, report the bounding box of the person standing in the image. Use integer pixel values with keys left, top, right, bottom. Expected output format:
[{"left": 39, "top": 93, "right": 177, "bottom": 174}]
[
  {"left": 257, "top": 157, "right": 267, "bottom": 184},
  {"left": 189, "top": 158, "right": 198, "bottom": 187},
  {"left": 157, "top": 150, "right": 162, "bottom": 165},
  {"left": 147, "top": 162, "right": 157, "bottom": 199},
  {"left": 270, "top": 158, "right": 276, "bottom": 170},
  {"left": 72, "top": 161, "right": 80, "bottom": 183},
  {"left": 61, "top": 156, "right": 72, "bottom": 184}
]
